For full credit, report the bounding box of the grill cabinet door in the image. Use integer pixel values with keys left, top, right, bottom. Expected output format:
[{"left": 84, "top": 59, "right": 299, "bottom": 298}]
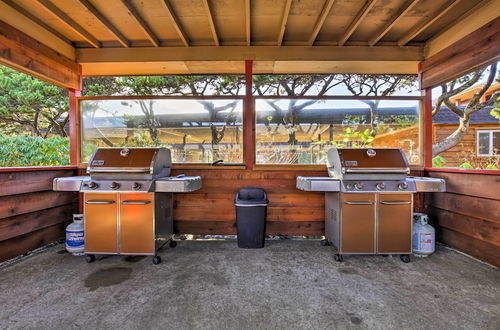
[
  {"left": 378, "top": 194, "right": 412, "bottom": 253},
  {"left": 120, "top": 193, "right": 155, "bottom": 254},
  {"left": 340, "top": 193, "right": 375, "bottom": 253},
  {"left": 84, "top": 193, "right": 118, "bottom": 253}
]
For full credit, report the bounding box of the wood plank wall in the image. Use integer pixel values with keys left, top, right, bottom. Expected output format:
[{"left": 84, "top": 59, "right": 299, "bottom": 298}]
[
  {"left": 0, "top": 169, "right": 78, "bottom": 262},
  {"left": 426, "top": 171, "right": 500, "bottom": 267}
]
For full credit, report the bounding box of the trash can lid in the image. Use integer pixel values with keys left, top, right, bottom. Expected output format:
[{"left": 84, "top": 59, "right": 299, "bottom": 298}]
[{"left": 235, "top": 187, "right": 268, "bottom": 204}]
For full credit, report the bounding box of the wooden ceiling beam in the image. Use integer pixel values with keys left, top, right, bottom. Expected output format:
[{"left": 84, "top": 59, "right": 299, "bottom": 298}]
[
  {"left": 245, "top": 0, "right": 251, "bottom": 46},
  {"left": 2, "top": 0, "right": 73, "bottom": 46},
  {"left": 277, "top": 0, "right": 293, "bottom": 46},
  {"left": 398, "top": 0, "right": 462, "bottom": 46},
  {"left": 79, "top": 0, "right": 129, "bottom": 48},
  {"left": 308, "top": 0, "right": 335, "bottom": 46},
  {"left": 368, "top": 0, "right": 420, "bottom": 46},
  {"left": 201, "top": 0, "right": 219, "bottom": 46},
  {"left": 77, "top": 45, "right": 423, "bottom": 63},
  {"left": 160, "top": 0, "right": 189, "bottom": 47},
  {"left": 338, "top": 0, "right": 378, "bottom": 46},
  {"left": 37, "top": 0, "right": 101, "bottom": 48},
  {"left": 120, "top": 0, "right": 160, "bottom": 47}
]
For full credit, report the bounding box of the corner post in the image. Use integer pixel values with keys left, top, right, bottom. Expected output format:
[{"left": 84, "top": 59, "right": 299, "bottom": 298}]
[
  {"left": 68, "top": 65, "right": 82, "bottom": 166},
  {"left": 244, "top": 60, "right": 255, "bottom": 170}
]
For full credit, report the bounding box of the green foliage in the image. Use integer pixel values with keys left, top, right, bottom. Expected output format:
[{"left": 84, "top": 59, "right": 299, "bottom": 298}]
[
  {"left": 491, "top": 96, "right": 500, "bottom": 121},
  {"left": 486, "top": 164, "right": 499, "bottom": 170},
  {"left": 459, "top": 162, "right": 474, "bottom": 169},
  {"left": 0, "top": 135, "right": 69, "bottom": 167},
  {"left": 0, "top": 65, "right": 68, "bottom": 136},
  {"left": 432, "top": 156, "right": 446, "bottom": 168}
]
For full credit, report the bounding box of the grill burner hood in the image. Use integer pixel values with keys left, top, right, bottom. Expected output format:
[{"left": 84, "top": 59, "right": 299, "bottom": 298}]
[{"left": 327, "top": 148, "right": 410, "bottom": 180}]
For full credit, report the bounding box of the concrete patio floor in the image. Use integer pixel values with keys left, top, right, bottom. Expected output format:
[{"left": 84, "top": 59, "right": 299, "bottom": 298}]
[{"left": 0, "top": 239, "right": 498, "bottom": 330}]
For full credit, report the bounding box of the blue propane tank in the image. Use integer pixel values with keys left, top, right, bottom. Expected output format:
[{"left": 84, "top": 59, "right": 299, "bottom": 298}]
[
  {"left": 412, "top": 213, "right": 435, "bottom": 257},
  {"left": 66, "top": 214, "right": 84, "bottom": 256}
]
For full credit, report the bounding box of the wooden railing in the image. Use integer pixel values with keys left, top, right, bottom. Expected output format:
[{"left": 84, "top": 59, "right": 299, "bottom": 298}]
[
  {"left": 426, "top": 171, "right": 500, "bottom": 267},
  {"left": 0, "top": 168, "right": 78, "bottom": 262}
]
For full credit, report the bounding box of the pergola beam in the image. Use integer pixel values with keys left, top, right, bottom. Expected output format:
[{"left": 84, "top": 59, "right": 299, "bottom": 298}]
[
  {"left": 120, "top": 0, "right": 160, "bottom": 47},
  {"left": 308, "top": 0, "right": 335, "bottom": 46},
  {"left": 338, "top": 0, "right": 377, "bottom": 46},
  {"left": 160, "top": 0, "right": 189, "bottom": 47},
  {"left": 245, "top": 0, "right": 251, "bottom": 46},
  {"left": 37, "top": 0, "right": 100, "bottom": 48},
  {"left": 79, "top": 0, "right": 129, "bottom": 48},
  {"left": 398, "top": 0, "right": 462, "bottom": 46},
  {"left": 277, "top": 0, "right": 293, "bottom": 46},
  {"left": 201, "top": 0, "right": 219, "bottom": 46},
  {"left": 368, "top": 0, "right": 420, "bottom": 46},
  {"left": 77, "top": 45, "right": 423, "bottom": 62}
]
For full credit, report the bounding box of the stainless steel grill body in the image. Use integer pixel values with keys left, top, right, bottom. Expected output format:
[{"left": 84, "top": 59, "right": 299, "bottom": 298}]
[
  {"left": 297, "top": 148, "right": 446, "bottom": 262},
  {"left": 53, "top": 147, "right": 202, "bottom": 264}
]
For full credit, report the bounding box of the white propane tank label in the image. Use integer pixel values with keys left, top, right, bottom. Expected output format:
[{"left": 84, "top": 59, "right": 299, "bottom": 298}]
[{"left": 66, "top": 214, "right": 84, "bottom": 255}]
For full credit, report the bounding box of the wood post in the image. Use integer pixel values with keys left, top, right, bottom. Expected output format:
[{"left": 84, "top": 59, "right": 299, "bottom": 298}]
[{"left": 244, "top": 60, "right": 255, "bottom": 169}]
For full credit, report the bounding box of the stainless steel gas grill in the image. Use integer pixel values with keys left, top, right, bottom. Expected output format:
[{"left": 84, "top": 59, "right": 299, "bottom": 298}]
[
  {"left": 53, "top": 147, "right": 202, "bottom": 264},
  {"left": 297, "top": 148, "right": 445, "bottom": 263}
]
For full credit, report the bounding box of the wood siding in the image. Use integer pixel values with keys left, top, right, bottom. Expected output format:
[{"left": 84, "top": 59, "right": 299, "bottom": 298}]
[
  {"left": 426, "top": 171, "right": 500, "bottom": 267},
  {"left": 0, "top": 169, "right": 77, "bottom": 262}
]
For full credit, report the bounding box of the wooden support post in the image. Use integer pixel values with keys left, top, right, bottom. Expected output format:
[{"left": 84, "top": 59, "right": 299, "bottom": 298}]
[
  {"left": 244, "top": 60, "right": 254, "bottom": 170},
  {"left": 424, "top": 87, "right": 433, "bottom": 169},
  {"left": 68, "top": 65, "right": 82, "bottom": 166}
]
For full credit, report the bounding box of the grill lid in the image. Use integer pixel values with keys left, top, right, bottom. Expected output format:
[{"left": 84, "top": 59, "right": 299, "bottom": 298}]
[
  {"left": 327, "top": 148, "right": 410, "bottom": 180},
  {"left": 87, "top": 147, "right": 171, "bottom": 180}
]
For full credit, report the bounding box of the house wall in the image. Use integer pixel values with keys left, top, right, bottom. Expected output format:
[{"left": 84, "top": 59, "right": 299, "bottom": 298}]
[
  {"left": 0, "top": 169, "right": 77, "bottom": 262},
  {"left": 433, "top": 123, "right": 500, "bottom": 167},
  {"left": 426, "top": 171, "right": 500, "bottom": 267}
]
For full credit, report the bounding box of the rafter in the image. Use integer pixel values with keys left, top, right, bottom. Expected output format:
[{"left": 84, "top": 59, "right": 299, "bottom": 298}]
[
  {"left": 201, "top": 0, "right": 219, "bottom": 46},
  {"left": 338, "top": 0, "right": 377, "bottom": 46},
  {"left": 79, "top": 0, "right": 129, "bottom": 48},
  {"left": 37, "top": 0, "right": 101, "bottom": 48},
  {"left": 2, "top": 0, "right": 73, "bottom": 46},
  {"left": 120, "top": 0, "right": 159, "bottom": 47},
  {"left": 160, "top": 0, "right": 189, "bottom": 47},
  {"left": 368, "top": 0, "right": 420, "bottom": 46},
  {"left": 308, "top": 0, "right": 335, "bottom": 46},
  {"left": 398, "top": 0, "right": 462, "bottom": 46},
  {"left": 245, "top": 0, "right": 251, "bottom": 46},
  {"left": 277, "top": 0, "right": 292, "bottom": 46}
]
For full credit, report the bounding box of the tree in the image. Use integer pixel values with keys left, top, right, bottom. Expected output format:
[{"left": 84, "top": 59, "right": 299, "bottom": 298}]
[
  {"left": 0, "top": 65, "right": 68, "bottom": 137},
  {"left": 432, "top": 63, "right": 499, "bottom": 157}
]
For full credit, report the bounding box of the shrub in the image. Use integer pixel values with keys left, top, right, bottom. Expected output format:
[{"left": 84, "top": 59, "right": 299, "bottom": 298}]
[{"left": 0, "top": 135, "right": 69, "bottom": 167}]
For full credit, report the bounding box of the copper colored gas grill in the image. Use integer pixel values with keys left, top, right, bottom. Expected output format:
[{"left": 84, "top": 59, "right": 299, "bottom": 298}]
[
  {"left": 297, "top": 148, "right": 445, "bottom": 263},
  {"left": 53, "top": 147, "right": 202, "bottom": 264}
]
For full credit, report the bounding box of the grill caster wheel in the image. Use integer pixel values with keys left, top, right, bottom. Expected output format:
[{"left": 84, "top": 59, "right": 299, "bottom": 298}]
[
  {"left": 152, "top": 256, "right": 162, "bottom": 265},
  {"left": 85, "top": 254, "right": 95, "bottom": 263},
  {"left": 334, "top": 254, "right": 343, "bottom": 262},
  {"left": 169, "top": 240, "right": 177, "bottom": 248},
  {"left": 320, "top": 239, "right": 330, "bottom": 246},
  {"left": 400, "top": 255, "right": 411, "bottom": 263}
]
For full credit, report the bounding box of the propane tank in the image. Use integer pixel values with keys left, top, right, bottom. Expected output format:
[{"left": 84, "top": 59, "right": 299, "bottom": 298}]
[
  {"left": 66, "top": 214, "right": 84, "bottom": 256},
  {"left": 412, "top": 213, "right": 435, "bottom": 257}
]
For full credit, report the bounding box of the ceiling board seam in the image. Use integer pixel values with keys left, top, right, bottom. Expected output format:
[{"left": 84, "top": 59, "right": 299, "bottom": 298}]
[
  {"left": 160, "top": 0, "right": 190, "bottom": 47},
  {"left": 201, "top": 0, "right": 219, "bottom": 46},
  {"left": 120, "top": 0, "right": 160, "bottom": 47},
  {"left": 277, "top": 0, "right": 293, "bottom": 46},
  {"left": 338, "top": 0, "right": 378, "bottom": 46},
  {"left": 308, "top": 0, "right": 336, "bottom": 46}
]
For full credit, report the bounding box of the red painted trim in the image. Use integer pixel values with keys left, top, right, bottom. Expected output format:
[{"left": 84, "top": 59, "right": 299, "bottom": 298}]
[
  {"left": 244, "top": 60, "right": 254, "bottom": 170},
  {"left": 425, "top": 167, "right": 500, "bottom": 175},
  {"left": 423, "top": 88, "right": 433, "bottom": 168},
  {"left": 0, "top": 166, "right": 78, "bottom": 173}
]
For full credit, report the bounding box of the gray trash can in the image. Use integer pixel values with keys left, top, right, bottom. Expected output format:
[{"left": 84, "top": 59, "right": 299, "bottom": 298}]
[{"left": 235, "top": 188, "right": 268, "bottom": 248}]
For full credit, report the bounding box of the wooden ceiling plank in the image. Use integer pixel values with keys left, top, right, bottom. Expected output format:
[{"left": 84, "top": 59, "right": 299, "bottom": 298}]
[
  {"left": 201, "top": 0, "right": 219, "bottom": 46},
  {"left": 245, "top": 0, "right": 251, "bottom": 46},
  {"left": 308, "top": 0, "right": 336, "bottom": 46},
  {"left": 120, "top": 0, "right": 160, "bottom": 47},
  {"left": 79, "top": 0, "right": 130, "bottom": 48},
  {"left": 2, "top": 0, "right": 73, "bottom": 46},
  {"left": 368, "top": 0, "right": 420, "bottom": 46},
  {"left": 338, "top": 0, "right": 378, "bottom": 46},
  {"left": 397, "top": 0, "right": 462, "bottom": 46},
  {"left": 160, "top": 0, "right": 189, "bottom": 47},
  {"left": 277, "top": 0, "right": 293, "bottom": 46},
  {"left": 37, "top": 0, "right": 101, "bottom": 48}
]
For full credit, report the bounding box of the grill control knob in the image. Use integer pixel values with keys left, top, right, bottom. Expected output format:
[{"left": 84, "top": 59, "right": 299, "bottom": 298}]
[
  {"left": 398, "top": 182, "right": 409, "bottom": 190},
  {"left": 376, "top": 183, "right": 386, "bottom": 190},
  {"left": 110, "top": 182, "right": 120, "bottom": 190},
  {"left": 346, "top": 183, "right": 353, "bottom": 190},
  {"left": 88, "top": 181, "right": 98, "bottom": 189},
  {"left": 355, "top": 183, "right": 364, "bottom": 190},
  {"left": 132, "top": 182, "right": 141, "bottom": 190}
]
